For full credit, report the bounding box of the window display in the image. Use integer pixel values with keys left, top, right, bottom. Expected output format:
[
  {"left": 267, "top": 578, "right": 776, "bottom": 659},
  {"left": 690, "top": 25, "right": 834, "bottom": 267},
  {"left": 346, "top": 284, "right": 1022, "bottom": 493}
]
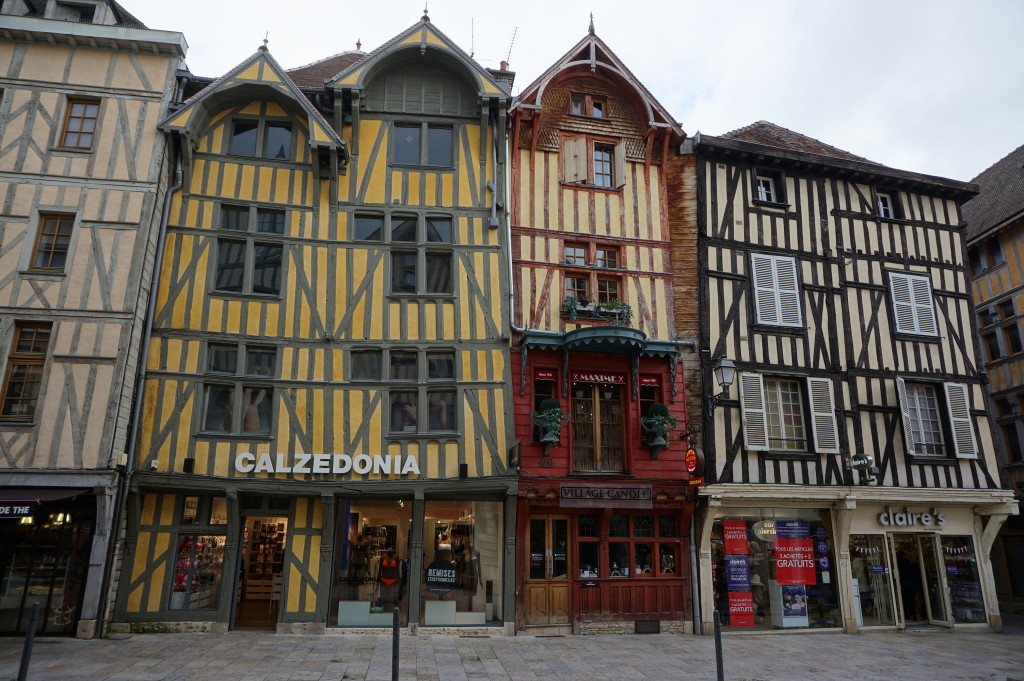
[
  {"left": 577, "top": 511, "right": 679, "bottom": 578},
  {"left": 170, "top": 534, "right": 224, "bottom": 610},
  {"left": 943, "top": 536, "right": 984, "bottom": 623}
]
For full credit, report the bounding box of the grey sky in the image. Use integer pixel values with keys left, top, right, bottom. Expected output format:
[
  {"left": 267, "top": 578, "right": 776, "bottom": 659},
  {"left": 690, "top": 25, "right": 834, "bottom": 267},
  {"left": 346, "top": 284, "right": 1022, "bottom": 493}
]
[{"left": 133, "top": 0, "right": 1024, "bottom": 183}]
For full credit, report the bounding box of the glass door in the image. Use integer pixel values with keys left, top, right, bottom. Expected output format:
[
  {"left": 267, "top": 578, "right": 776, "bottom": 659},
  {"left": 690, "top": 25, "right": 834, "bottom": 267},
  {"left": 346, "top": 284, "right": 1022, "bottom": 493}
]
[
  {"left": 917, "top": 534, "right": 952, "bottom": 626},
  {"left": 888, "top": 533, "right": 952, "bottom": 627},
  {"left": 524, "top": 515, "right": 571, "bottom": 626}
]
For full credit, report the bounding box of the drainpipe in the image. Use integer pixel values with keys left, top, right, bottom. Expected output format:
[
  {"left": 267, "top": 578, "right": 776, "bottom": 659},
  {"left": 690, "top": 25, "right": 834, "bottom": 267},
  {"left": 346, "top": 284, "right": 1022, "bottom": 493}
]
[
  {"left": 690, "top": 511, "right": 701, "bottom": 634},
  {"left": 96, "top": 138, "right": 183, "bottom": 637}
]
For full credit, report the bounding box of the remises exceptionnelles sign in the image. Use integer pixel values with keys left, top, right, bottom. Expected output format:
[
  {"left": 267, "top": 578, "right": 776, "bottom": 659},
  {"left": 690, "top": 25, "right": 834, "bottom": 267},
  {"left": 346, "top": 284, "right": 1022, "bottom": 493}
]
[{"left": 559, "top": 483, "right": 652, "bottom": 509}]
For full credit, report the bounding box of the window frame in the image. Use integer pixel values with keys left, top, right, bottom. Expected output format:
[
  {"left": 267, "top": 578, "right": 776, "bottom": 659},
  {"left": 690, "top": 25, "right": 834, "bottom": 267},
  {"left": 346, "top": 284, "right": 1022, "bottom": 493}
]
[
  {"left": 58, "top": 97, "right": 100, "bottom": 150},
  {"left": 968, "top": 236, "right": 1005, "bottom": 277},
  {"left": 738, "top": 372, "right": 839, "bottom": 454},
  {"left": 30, "top": 213, "right": 76, "bottom": 273},
  {"left": 392, "top": 122, "right": 454, "bottom": 168},
  {"left": 200, "top": 342, "right": 277, "bottom": 436},
  {"left": 0, "top": 322, "right": 53, "bottom": 422},
  {"left": 560, "top": 241, "right": 624, "bottom": 314},
  {"left": 561, "top": 135, "right": 626, "bottom": 190},
  {"left": 874, "top": 190, "right": 902, "bottom": 220},
  {"left": 896, "top": 377, "right": 977, "bottom": 459},
  {"left": 750, "top": 253, "right": 803, "bottom": 328},
  {"left": 212, "top": 204, "right": 286, "bottom": 297},
  {"left": 570, "top": 381, "right": 626, "bottom": 473},
  {"left": 379, "top": 214, "right": 455, "bottom": 297},
  {"left": 348, "top": 348, "right": 458, "bottom": 435},
  {"left": 570, "top": 92, "right": 608, "bottom": 119},
  {"left": 888, "top": 271, "right": 938, "bottom": 336},
  {"left": 578, "top": 510, "right": 681, "bottom": 579},
  {"left": 752, "top": 168, "right": 787, "bottom": 206},
  {"left": 228, "top": 117, "right": 294, "bottom": 160}
]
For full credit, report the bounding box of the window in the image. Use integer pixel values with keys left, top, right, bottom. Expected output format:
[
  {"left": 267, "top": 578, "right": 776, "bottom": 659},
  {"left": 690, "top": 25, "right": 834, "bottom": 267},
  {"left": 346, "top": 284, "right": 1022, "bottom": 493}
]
[
  {"left": 968, "top": 237, "right": 1006, "bottom": 276},
  {"left": 565, "top": 243, "right": 587, "bottom": 266},
  {"left": 349, "top": 348, "right": 457, "bottom": 434},
  {"left": 896, "top": 378, "right": 977, "bottom": 458},
  {"left": 229, "top": 119, "right": 293, "bottom": 159},
  {"left": 214, "top": 205, "right": 284, "bottom": 296},
  {"left": 170, "top": 533, "right": 226, "bottom": 611},
  {"left": 596, "top": 247, "right": 618, "bottom": 269},
  {"left": 202, "top": 343, "right": 276, "bottom": 435},
  {"left": 596, "top": 277, "right": 619, "bottom": 304},
  {"left": 562, "top": 136, "right": 625, "bottom": 189},
  {"left": 1003, "top": 423, "right": 1023, "bottom": 464},
  {"left": 393, "top": 123, "right": 452, "bottom": 166},
  {"left": 876, "top": 192, "right": 894, "bottom": 218},
  {"left": 753, "top": 169, "right": 785, "bottom": 205},
  {"left": 983, "top": 332, "right": 1002, "bottom": 362},
  {"left": 738, "top": 373, "right": 839, "bottom": 454},
  {"left": 578, "top": 511, "right": 680, "bottom": 579},
  {"left": 564, "top": 276, "right": 588, "bottom": 301},
  {"left": 570, "top": 381, "right": 624, "bottom": 472},
  {"left": 30, "top": 214, "right": 74, "bottom": 271},
  {"left": 1, "top": 322, "right": 52, "bottom": 420},
  {"left": 888, "top": 271, "right": 937, "bottom": 336},
  {"left": 750, "top": 253, "right": 803, "bottom": 327},
  {"left": 561, "top": 243, "right": 623, "bottom": 313},
  {"left": 53, "top": 2, "right": 97, "bottom": 22},
  {"left": 386, "top": 215, "right": 453, "bottom": 295},
  {"left": 570, "top": 92, "right": 607, "bottom": 118},
  {"left": 1005, "top": 323, "right": 1023, "bottom": 356},
  {"left": 59, "top": 98, "right": 99, "bottom": 149}
]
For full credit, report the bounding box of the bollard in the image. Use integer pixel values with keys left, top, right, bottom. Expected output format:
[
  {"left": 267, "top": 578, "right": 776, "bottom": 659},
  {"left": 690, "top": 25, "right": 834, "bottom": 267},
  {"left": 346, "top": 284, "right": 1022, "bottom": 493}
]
[
  {"left": 391, "top": 606, "right": 400, "bottom": 681},
  {"left": 713, "top": 609, "right": 724, "bottom": 681},
  {"left": 18, "top": 602, "right": 40, "bottom": 681}
]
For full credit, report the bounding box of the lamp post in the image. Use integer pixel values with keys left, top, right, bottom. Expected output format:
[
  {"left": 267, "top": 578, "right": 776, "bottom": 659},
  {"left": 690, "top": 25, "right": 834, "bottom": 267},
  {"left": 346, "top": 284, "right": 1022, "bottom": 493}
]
[{"left": 708, "top": 357, "right": 736, "bottom": 408}]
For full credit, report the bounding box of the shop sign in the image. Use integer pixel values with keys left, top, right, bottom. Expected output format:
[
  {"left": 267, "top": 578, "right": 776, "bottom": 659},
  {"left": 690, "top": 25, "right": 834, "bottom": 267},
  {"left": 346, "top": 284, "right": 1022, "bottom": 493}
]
[
  {"left": 728, "top": 592, "right": 755, "bottom": 627},
  {"left": 688, "top": 477, "right": 704, "bottom": 486},
  {"left": 639, "top": 376, "right": 661, "bottom": 386},
  {"left": 559, "top": 483, "right": 652, "bottom": 508},
  {"left": 535, "top": 369, "right": 557, "bottom": 381},
  {"left": 752, "top": 520, "right": 776, "bottom": 541},
  {"left": 878, "top": 506, "right": 945, "bottom": 527},
  {"left": 234, "top": 452, "right": 421, "bottom": 476},
  {"left": 685, "top": 446, "right": 705, "bottom": 475},
  {"left": 0, "top": 503, "right": 33, "bottom": 518},
  {"left": 774, "top": 521, "right": 815, "bottom": 585},
  {"left": 726, "top": 555, "right": 750, "bottom": 590},
  {"left": 723, "top": 520, "right": 748, "bottom": 554},
  {"left": 570, "top": 371, "right": 625, "bottom": 384},
  {"left": 425, "top": 558, "right": 457, "bottom": 594}
]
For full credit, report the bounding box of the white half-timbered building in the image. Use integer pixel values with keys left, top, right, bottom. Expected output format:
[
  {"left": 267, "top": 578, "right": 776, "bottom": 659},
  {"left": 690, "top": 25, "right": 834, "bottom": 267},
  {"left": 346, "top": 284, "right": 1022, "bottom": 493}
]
[{"left": 683, "top": 122, "right": 1016, "bottom": 634}]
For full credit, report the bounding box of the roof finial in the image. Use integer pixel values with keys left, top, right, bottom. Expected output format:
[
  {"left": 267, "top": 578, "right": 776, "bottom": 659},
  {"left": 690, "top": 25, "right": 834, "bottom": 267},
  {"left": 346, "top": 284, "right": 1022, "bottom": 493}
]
[
  {"left": 589, "top": 12, "right": 594, "bottom": 34},
  {"left": 259, "top": 32, "right": 269, "bottom": 52},
  {"left": 356, "top": 38, "right": 362, "bottom": 51},
  {"left": 422, "top": 3, "right": 430, "bottom": 22}
]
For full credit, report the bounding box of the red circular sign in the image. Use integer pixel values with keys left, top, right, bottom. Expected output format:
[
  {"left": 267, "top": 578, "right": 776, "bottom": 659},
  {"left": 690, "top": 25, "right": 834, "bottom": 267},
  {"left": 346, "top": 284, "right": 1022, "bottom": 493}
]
[{"left": 685, "top": 447, "right": 699, "bottom": 473}]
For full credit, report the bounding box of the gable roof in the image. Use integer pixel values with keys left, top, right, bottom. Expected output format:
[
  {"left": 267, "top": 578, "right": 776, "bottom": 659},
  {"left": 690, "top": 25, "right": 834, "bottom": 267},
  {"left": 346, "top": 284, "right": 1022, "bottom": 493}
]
[
  {"left": 161, "top": 46, "right": 344, "bottom": 154},
  {"left": 961, "top": 142, "right": 1024, "bottom": 242},
  {"left": 722, "top": 121, "right": 877, "bottom": 164},
  {"left": 287, "top": 51, "right": 366, "bottom": 88},
  {"left": 511, "top": 31, "right": 683, "bottom": 139}
]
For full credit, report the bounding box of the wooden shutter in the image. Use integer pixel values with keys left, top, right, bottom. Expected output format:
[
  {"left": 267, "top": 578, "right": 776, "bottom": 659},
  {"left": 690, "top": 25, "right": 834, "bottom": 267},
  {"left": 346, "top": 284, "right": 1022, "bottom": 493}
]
[
  {"left": 739, "top": 372, "right": 768, "bottom": 451},
  {"left": 751, "top": 254, "right": 802, "bottom": 327},
  {"left": 613, "top": 140, "right": 626, "bottom": 188},
  {"left": 775, "top": 257, "right": 803, "bottom": 326},
  {"left": 890, "top": 272, "right": 936, "bottom": 335},
  {"left": 561, "top": 136, "right": 586, "bottom": 183},
  {"left": 944, "top": 382, "right": 978, "bottom": 459},
  {"left": 895, "top": 376, "right": 917, "bottom": 456},
  {"left": 807, "top": 377, "right": 839, "bottom": 453},
  {"left": 751, "top": 254, "right": 780, "bottom": 325},
  {"left": 910, "top": 275, "right": 938, "bottom": 335}
]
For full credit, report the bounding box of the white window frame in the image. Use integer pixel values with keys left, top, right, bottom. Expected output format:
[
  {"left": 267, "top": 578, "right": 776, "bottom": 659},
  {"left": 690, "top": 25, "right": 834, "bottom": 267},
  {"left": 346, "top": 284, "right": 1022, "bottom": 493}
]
[
  {"left": 888, "top": 271, "right": 938, "bottom": 336},
  {"left": 896, "top": 377, "right": 977, "bottom": 459},
  {"left": 750, "top": 253, "right": 803, "bottom": 327},
  {"left": 756, "top": 175, "right": 776, "bottom": 203},
  {"left": 738, "top": 372, "right": 838, "bottom": 453},
  {"left": 876, "top": 192, "right": 894, "bottom": 219}
]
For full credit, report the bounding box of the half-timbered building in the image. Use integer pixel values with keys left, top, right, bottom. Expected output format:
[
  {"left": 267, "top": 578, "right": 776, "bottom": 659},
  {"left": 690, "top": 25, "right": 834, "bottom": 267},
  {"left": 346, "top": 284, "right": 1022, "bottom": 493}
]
[
  {"left": 962, "top": 143, "right": 1024, "bottom": 614},
  {"left": 684, "top": 121, "right": 1016, "bottom": 634},
  {"left": 113, "top": 15, "right": 517, "bottom": 635},
  {"left": 0, "top": 1, "right": 185, "bottom": 637},
  {"left": 508, "top": 27, "right": 697, "bottom": 635}
]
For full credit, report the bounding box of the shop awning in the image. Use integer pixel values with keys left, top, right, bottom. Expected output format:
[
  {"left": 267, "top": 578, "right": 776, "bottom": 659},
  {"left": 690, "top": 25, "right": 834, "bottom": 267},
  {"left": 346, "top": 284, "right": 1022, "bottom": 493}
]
[{"left": 0, "top": 488, "right": 89, "bottom": 504}]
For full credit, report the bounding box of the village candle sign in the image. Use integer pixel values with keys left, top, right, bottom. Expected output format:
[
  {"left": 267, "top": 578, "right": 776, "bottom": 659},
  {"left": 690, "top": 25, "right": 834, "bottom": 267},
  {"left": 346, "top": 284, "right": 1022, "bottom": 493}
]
[
  {"left": 878, "top": 506, "right": 945, "bottom": 527},
  {"left": 235, "top": 452, "right": 421, "bottom": 476}
]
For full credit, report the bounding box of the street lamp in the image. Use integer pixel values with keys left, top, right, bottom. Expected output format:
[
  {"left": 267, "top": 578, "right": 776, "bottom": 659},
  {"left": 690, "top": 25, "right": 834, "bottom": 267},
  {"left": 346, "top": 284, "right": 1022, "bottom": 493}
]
[{"left": 709, "top": 357, "right": 735, "bottom": 408}]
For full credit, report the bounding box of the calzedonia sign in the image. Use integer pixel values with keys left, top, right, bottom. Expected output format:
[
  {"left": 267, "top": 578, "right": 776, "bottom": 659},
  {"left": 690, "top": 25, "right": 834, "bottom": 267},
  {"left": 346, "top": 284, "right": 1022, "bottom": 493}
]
[
  {"left": 878, "top": 506, "right": 946, "bottom": 527},
  {"left": 235, "top": 452, "right": 421, "bottom": 476}
]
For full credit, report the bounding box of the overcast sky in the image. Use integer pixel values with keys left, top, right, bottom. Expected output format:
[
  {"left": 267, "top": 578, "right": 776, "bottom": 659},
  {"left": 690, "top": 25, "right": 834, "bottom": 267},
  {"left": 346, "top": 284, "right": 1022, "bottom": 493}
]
[{"left": 133, "top": 0, "right": 1024, "bottom": 183}]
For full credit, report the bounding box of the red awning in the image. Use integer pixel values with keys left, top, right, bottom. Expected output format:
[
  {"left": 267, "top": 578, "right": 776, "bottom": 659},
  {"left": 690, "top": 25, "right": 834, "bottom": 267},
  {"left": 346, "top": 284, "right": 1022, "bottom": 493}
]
[{"left": 0, "top": 489, "right": 88, "bottom": 504}]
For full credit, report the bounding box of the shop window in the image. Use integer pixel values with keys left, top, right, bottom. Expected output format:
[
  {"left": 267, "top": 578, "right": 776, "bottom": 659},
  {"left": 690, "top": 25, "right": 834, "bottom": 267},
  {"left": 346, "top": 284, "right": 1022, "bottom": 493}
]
[
  {"left": 896, "top": 378, "right": 977, "bottom": 458},
  {"left": 1, "top": 322, "right": 52, "bottom": 421},
  {"left": 30, "top": 214, "right": 75, "bottom": 272},
  {"left": 570, "top": 92, "right": 607, "bottom": 118},
  {"left": 229, "top": 119, "right": 293, "bottom": 159},
  {"left": 942, "top": 536, "right": 985, "bottom": 623},
  {"left": 738, "top": 373, "right": 839, "bottom": 454},
  {"left": 561, "top": 136, "right": 625, "bottom": 189},
  {"left": 201, "top": 342, "right": 276, "bottom": 435},
  {"left": 570, "top": 381, "right": 624, "bottom": 472},
  {"left": 179, "top": 496, "right": 228, "bottom": 526},
  {"left": 59, "top": 98, "right": 99, "bottom": 149},
  {"left": 393, "top": 123, "right": 452, "bottom": 167},
  {"left": 888, "top": 271, "right": 937, "bottom": 336},
  {"left": 350, "top": 348, "right": 457, "bottom": 434},
  {"left": 750, "top": 253, "right": 803, "bottom": 327},
  {"left": 170, "top": 534, "right": 225, "bottom": 611},
  {"left": 753, "top": 168, "right": 786, "bottom": 205},
  {"left": 579, "top": 511, "right": 680, "bottom": 578}
]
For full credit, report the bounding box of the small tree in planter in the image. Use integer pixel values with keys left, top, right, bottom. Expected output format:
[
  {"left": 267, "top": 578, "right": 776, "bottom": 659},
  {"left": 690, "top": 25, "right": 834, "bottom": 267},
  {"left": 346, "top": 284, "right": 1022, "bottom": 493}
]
[
  {"left": 641, "top": 402, "right": 677, "bottom": 458},
  {"left": 531, "top": 398, "right": 569, "bottom": 456}
]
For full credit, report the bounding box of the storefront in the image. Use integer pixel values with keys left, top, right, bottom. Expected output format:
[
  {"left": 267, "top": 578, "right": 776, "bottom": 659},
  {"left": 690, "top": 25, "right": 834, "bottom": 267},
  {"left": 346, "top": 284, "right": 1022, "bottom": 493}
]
[{"left": 697, "top": 486, "right": 1015, "bottom": 634}]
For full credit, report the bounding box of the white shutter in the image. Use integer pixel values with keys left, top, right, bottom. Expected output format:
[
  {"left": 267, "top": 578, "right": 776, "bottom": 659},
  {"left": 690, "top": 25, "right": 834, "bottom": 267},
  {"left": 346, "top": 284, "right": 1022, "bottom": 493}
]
[
  {"left": 910, "top": 276, "right": 938, "bottom": 335},
  {"left": 739, "top": 372, "right": 769, "bottom": 451},
  {"left": 889, "top": 272, "right": 936, "bottom": 335},
  {"left": 944, "top": 382, "right": 978, "bottom": 459},
  {"left": 776, "top": 257, "right": 803, "bottom": 327},
  {"left": 751, "top": 254, "right": 780, "bottom": 325},
  {"left": 807, "top": 377, "right": 839, "bottom": 453},
  {"left": 561, "top": 136, "right": 586, "bottom": 183},
  {"left": 890, "top": 273, "right": 916, "bottom": 333},
  {"left": 613, "top": 140, "right": 627, "bottom": 188},
  {"left": 895, "top": 376, "right": 917, "bottom": 456}
]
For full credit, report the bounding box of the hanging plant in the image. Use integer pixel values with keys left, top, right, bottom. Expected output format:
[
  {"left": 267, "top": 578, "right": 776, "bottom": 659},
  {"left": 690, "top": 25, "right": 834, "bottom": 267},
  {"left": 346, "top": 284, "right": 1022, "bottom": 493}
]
[
  {"left": 531, "top": 398, "right": 569, "bottom": 445},
  {"left": 561, "top": 295, "right": 592, "bottom": 320},
  {"left": 641, "top": 402, "right": 677, "bottom": 442}
]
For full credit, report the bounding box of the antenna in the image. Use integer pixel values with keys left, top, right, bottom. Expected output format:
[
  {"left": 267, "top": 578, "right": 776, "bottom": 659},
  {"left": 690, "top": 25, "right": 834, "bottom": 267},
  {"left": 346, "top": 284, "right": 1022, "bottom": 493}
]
[
  {"left": 505, "top": 26, "right": 518, "bottom": 66},
  {"left": 470, "top": 17, "right": 475, "bottom": 58}
]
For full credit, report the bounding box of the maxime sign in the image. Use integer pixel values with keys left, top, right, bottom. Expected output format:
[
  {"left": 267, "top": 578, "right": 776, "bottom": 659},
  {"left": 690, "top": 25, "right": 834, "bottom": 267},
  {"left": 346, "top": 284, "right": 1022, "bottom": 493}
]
[{"left": 235, "top": 452, "right": 421, "bottom": 476}]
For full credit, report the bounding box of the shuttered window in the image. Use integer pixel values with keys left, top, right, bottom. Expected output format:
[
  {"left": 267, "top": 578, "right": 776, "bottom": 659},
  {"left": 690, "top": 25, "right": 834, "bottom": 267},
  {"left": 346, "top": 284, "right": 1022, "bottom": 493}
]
[
  {"left": 740, "top": 373, "right": 838, "bottom": 453},
  {"left": 896, "top": 378, "right": 977, "bottom": 459},
  {"left": 807, "top": 377, "right": 839, "bottom": 453},
  {"left": 739, "top": 372, "right": 768, "bottom": 451},
  {"left": 888, "top": 272, "right": 937, "bottom": 336},
  {"left": 750, "top": 254, "right": 803, "bottom": 327},
  {"left": 561, "top": 136, "right": 626, "bottom": 188}
]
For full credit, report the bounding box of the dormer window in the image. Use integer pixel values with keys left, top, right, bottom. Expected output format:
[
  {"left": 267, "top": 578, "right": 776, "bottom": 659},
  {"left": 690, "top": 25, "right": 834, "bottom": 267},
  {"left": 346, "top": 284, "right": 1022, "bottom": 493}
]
[
  {"left": 51, "top": 1, "right": 97, "bottom": 23},
  {"left": 570, "top": 93, "right": 607, "bottom": 119},
  {"left": 753, "top": 168, "right": 786, "bottom": 206}
]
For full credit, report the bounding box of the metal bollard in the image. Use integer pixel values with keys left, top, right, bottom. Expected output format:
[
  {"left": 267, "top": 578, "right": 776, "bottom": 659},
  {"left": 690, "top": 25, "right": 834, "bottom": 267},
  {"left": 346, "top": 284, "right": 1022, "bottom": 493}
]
[
  {"left": 18, "top": 602, "right": 40, "bottom": 681},
  {"left": 391, "top": 606, "right": 400, "bottom": 681},
  {"left": 713, "top": 609, "right": 724, "bottom": 681}
]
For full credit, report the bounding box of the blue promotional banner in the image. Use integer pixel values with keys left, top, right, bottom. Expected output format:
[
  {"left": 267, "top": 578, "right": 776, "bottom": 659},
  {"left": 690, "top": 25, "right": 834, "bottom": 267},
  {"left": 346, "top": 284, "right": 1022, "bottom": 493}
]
[{"left": 726, "top": 555, "right": 751, "bottom": 590}]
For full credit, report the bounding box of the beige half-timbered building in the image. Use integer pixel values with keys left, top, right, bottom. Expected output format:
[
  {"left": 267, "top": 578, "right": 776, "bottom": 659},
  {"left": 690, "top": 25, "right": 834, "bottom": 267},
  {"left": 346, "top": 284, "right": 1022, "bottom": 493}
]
[
  {"left": 0, "top": 0, "right": 185, "bottom": 637},
  {"left": 113, "top": 14, "right": 517, "bottom": 635},
  {"left": 684, "top": 122, "right": 1016, "bottom": 634}
]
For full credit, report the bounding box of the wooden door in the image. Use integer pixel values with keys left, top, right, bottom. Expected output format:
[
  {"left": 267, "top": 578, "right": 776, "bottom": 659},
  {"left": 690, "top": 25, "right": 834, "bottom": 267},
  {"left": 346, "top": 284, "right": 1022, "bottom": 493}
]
[{"left": 524, "top": 515, "right": 571, "bottom": 625}]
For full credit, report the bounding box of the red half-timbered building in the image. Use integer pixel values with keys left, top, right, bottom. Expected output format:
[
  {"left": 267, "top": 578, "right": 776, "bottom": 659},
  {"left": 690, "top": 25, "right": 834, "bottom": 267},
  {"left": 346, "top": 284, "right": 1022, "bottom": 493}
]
[{"left": 508, "top": 27, "right": 698, "bottom": 634}]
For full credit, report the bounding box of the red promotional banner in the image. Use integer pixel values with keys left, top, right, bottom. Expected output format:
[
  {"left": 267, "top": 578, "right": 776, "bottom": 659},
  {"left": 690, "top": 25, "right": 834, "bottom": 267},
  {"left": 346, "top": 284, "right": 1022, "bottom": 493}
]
[
  {"left": 774, "top": 521, "right": 816, "bottom": 585},
  {"left": 723, "top": 520, "right": 748, "bottom": 555},
  {"left": 728, "top": 591, "right": 755, "bottom": 627}
]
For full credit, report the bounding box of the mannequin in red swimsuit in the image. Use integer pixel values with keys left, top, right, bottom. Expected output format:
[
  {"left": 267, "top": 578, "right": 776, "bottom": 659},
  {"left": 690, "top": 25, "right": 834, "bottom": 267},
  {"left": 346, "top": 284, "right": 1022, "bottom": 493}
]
[{"left": 377, "top": 548, "right": 401, "bottom": 607}]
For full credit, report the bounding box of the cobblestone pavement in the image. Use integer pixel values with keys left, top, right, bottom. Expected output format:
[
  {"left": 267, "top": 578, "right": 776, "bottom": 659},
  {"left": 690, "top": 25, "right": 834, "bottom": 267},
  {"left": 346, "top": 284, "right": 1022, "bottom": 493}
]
[{"left": 2, "top": 616, "right": 1021, "bottom": 681}]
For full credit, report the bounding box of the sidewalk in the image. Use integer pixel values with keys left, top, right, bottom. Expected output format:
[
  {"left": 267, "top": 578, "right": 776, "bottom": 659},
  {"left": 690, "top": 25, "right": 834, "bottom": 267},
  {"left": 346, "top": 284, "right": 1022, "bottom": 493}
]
[{"left": 2, "top": 618, "right": 1021, "bottom": 681}]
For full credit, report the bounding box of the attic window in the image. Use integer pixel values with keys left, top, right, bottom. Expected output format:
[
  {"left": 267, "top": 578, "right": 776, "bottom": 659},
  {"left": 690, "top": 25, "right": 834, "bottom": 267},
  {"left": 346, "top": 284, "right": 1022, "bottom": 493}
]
[
  {"left": 53, "top": 2, "right": 96, "bottom": 22},
  {"left": 570, "top": 93, "right": 607, "bottom": 119},
  {"left": 753, "top": 168, "right": 786, "bottom": 206}
]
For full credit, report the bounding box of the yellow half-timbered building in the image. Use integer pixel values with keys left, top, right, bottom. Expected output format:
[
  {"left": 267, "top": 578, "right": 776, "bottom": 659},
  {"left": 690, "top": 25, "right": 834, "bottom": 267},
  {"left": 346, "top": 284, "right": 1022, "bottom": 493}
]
[{"left": 113, "top": 15, "right": 516, "bottom": 634}]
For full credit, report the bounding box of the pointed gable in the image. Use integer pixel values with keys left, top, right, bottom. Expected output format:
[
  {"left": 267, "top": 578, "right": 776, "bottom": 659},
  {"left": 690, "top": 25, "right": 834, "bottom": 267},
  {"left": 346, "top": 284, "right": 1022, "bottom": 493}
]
[
  {"left": 160, "top": 46, "right": 344, "bottom": 156},
  {"left": 722, "top": 121, "right": 876, "bottom": 164}
]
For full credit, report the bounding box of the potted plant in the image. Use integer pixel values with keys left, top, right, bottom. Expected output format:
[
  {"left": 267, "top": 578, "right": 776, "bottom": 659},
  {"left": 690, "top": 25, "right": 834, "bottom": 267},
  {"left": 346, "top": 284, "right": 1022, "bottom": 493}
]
[
  {"left": 531, "top": 398, "right": 569, "bottom": 455},
  {"left": 561, "top": 294, "right": 593, "bottom": 320},
  {"left": 640, "top": 402, "right": 677, "bottom": 458},
  {"left": 597, "top": 299, "right": 633, "bottom": 326}
]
